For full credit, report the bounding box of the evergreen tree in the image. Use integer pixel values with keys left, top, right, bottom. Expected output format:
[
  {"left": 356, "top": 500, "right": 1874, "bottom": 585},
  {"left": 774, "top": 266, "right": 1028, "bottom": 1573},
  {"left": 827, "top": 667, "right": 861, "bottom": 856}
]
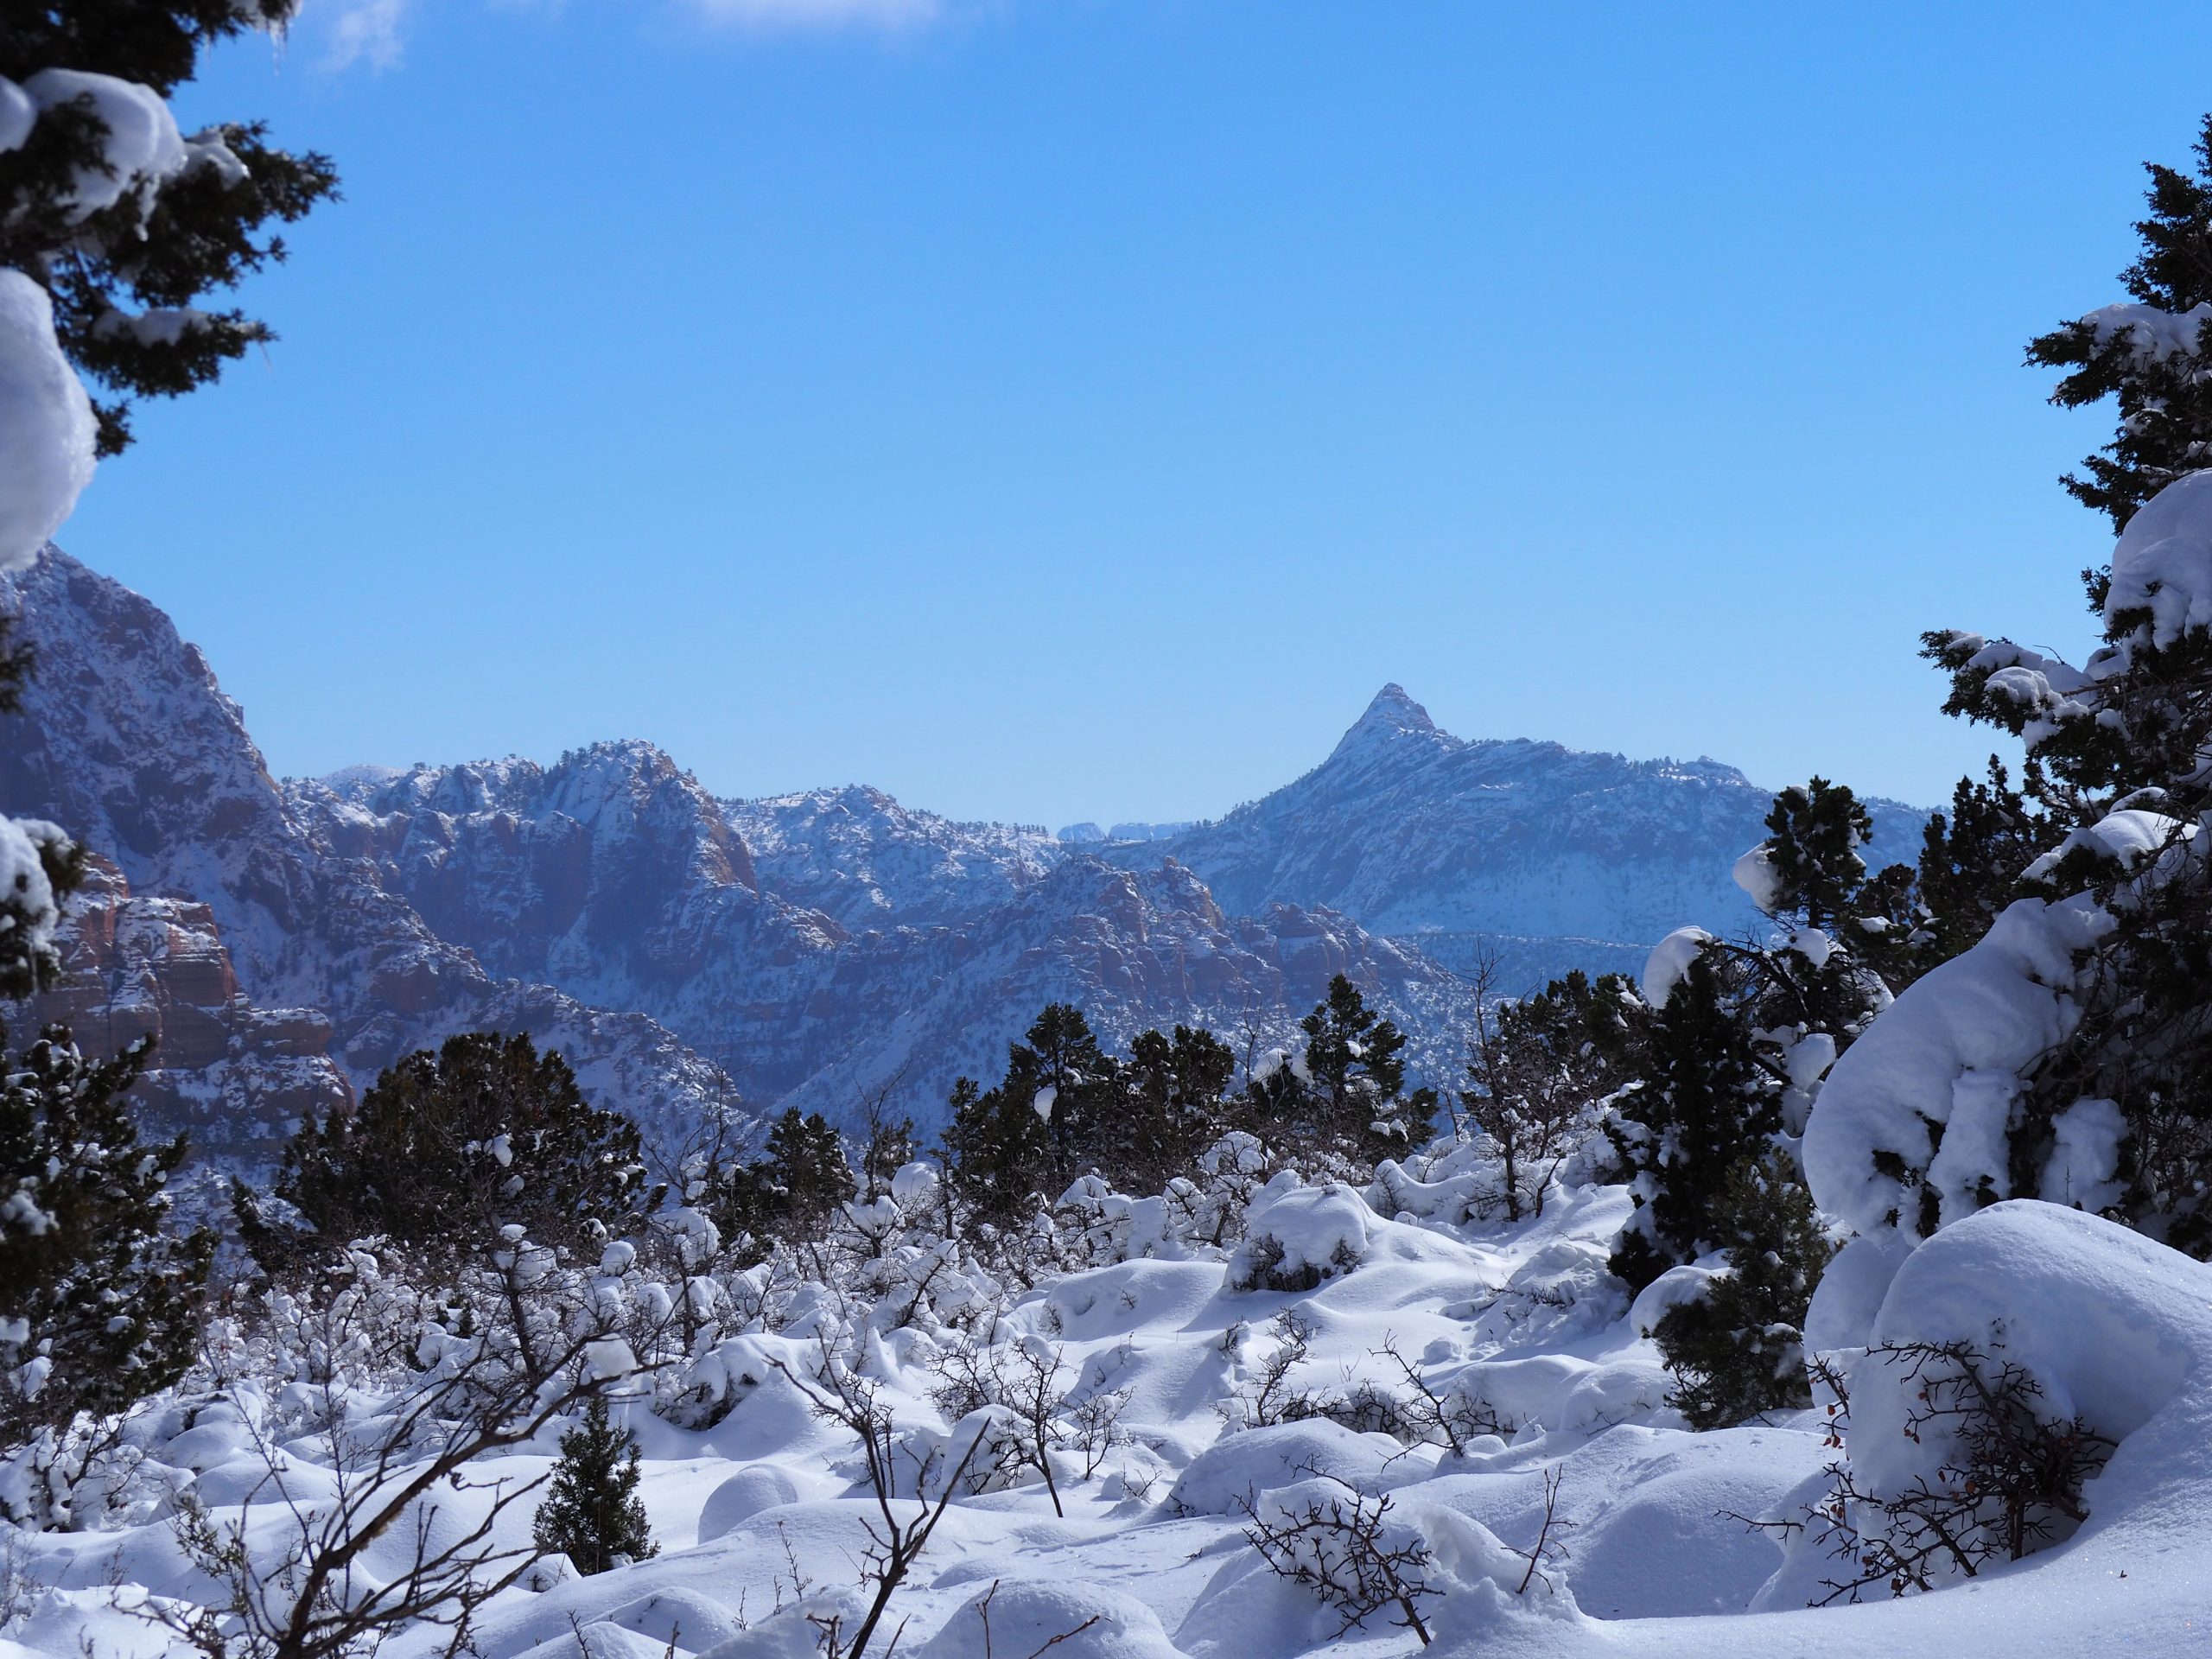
[
  {"left": 2025, "top": 112, "right": 2212, "bottom": 531},
  {"left": 270, "top": 1032, "right": 652, "bottom": 1259},
  {"left": 1652, "top": 1152, "right": 1833, "bottom": 1429},
  {"left": 531, "top": 1398, "right": 658, "bottom": 1576},
  {"left": 1908, "top": 111, "right": 2212, "bottom": 1254},
  {"left": 1245, "top": 976, "right": 1438, "bottom": 1171},
  {"left": 0, "top": 1027, "right": 212, "bottom": 1455},
  {"left": 715, "top": 1107, "right": 855, "bottom": 1258},
  {"left": 1914, "top": 759, "right": 2049, "bottom": 964},
  {"left": 1, "top": 4, "right": 340, "bottom": 455},
  {"left": 1121, "top": 1023, "right": 1236, "bottom": 1191},
  {"left": 1606, "top": 952, "right": 1777, "bottom": 1293},
  {"left": 943, "top": 1004, "right": 1124, "bottom": 1224}
]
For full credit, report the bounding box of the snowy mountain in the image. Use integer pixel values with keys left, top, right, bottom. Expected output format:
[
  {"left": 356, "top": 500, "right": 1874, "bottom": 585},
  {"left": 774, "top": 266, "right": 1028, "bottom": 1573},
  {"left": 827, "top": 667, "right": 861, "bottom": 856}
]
[
  {"left": 1, "top": 552, "right": 1478, "bottom": 1143},
  {"left": 0, "top": 554, "right": 1932, "bottom": 1153},
  {"left": 0, "top": 551, "right": 745, "bottom": 1167},
  {"left": 1106, "top": 683, "right": 1928, "bottom": 988}
]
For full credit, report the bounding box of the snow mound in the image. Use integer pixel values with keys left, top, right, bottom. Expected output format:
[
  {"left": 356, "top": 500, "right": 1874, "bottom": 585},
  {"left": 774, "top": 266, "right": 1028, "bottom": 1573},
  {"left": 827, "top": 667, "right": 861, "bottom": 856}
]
[
  {"left": 1640, "top": 926, "right": 1712, "bottom": 1007},
  {"left": 2106, "top": 465, "right": 2212, "bottom": 646},
  {"left": 1227, "top": 1178, "right": 1370, "bottom": 1290},
  {"left": 1167, "top": 1420, "right": 1401, "bottom": 1516},
  {"left": 1851, "top": 1202, "right": 2209, "bottom": 1509},
  {"left": 696, "top": 1464, "right": 799, "bottom": 1543},
  {"left": 916, "top": 1579, "right": 1183, "bottom": 1659}
]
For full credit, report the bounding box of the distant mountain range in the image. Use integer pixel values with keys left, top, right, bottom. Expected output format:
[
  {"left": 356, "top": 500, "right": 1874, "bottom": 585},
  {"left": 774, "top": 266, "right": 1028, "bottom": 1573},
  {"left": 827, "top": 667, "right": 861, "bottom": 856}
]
[{"left": 0, "top": 550, "right": 1928, "bottom": 1162}]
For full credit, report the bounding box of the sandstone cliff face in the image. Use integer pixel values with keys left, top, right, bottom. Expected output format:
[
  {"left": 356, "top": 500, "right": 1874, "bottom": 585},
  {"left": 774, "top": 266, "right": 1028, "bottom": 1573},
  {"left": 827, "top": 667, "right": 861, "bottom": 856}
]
[{"left": 19, "top": 856, "right": 353, "bottom": 1168}]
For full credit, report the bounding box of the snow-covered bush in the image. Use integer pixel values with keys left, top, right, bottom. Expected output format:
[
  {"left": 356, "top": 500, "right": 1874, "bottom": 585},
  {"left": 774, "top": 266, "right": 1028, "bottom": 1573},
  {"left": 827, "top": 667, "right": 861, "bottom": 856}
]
[{"left": 1226, "top": 1178, "right": 1370, "bottom": 1293}]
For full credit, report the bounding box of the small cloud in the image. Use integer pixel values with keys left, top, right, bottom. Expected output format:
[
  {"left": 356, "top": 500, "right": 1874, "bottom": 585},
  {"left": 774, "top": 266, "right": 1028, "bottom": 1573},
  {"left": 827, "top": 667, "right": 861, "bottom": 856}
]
[{"left": 321, "top": 0, "right": 415, "bottom": 69}]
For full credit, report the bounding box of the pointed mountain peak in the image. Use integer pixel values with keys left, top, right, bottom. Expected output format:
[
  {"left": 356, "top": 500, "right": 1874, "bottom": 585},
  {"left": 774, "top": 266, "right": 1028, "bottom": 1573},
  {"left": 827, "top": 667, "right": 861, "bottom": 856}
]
[{"left": 1327, "top": 683, "right": 1447, "bottom": 763}]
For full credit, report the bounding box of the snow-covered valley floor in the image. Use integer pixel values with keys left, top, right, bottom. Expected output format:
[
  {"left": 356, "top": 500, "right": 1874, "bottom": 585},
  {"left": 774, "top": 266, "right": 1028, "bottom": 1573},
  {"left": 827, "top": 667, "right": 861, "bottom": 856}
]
[{"left": 7, "top": 1175, "right": 2209, "bottom": 1659}]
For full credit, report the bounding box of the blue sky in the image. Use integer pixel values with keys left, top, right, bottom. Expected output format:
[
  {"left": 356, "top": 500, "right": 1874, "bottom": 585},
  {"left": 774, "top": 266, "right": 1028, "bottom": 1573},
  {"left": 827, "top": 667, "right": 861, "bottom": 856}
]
[{"left": 56, "top": 1, "right": 2212, "bottom": 825}]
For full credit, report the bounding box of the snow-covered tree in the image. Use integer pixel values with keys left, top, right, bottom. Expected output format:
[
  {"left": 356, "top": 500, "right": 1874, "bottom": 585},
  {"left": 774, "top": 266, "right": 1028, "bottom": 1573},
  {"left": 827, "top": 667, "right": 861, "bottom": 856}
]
[
  {"left": 1246, "top": 976, "right": 1438, "bottom": 1172},
  {"left": 1, "top": 5, "right": 338, "bottom": 459},
  {"left": 0, "top": 1027, "right": 212, "bottom": 1476},
  {"left": 1811, "top": 114, "right": 2212, "bottom": 1254},
  {"left": 269, "top": 1032, "right": 655, "bottom": 1261},
  {"left": 2026, "top": 112, "right": 2212, "bottom": 531}
]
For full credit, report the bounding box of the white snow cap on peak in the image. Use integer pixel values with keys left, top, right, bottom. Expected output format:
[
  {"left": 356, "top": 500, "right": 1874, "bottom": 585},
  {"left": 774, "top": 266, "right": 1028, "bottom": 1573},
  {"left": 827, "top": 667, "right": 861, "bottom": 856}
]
[{"left": 1326, "top": 683, "right": 1446, "bottom": 763}]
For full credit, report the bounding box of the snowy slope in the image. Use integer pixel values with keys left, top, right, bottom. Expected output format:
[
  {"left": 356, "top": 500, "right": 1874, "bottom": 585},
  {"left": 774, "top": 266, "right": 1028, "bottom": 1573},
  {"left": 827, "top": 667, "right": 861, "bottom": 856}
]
[{"left": 9, "top": 1176, "right": 2202, "bottom": 1658}]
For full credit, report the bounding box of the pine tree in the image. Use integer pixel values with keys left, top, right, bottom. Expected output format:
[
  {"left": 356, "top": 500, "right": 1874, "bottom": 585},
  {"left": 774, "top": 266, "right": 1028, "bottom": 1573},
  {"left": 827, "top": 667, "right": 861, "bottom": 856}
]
[
  {"left": 1, "top": 6, "right": 339, "bottom": 455},
  {"left": 944, "top": 1003, "right": 1126, "bottom": 1224},
  {"left": 2025, "top": 112, "right": 2212, "bottom": 531},
  {"left": 715, "top": 1107, "right": 855, "bottom": 1257},
  {"left": 1904, "top": 111, "right": 2212, "bottom": 1253},
  {"left": 1245, "top": 976, "right": 1437, "bottom": 1171},
  {"left": 1606, "top": 952, "right": 1777, "bottom": 1293},
  {"left": 1121, "top": 1023, "right": 1236, "bottom": 1191},
  {"left": 1652, "top": 1151, "right": 1833, "bottom": 1429},
  {"left": 531, "top": 1398, "right": 658, "bottom": 1576},
  {"left": 270, "top": 1031, "right": 652, "bottom": 1260},
  {"left": 0, "top": 1027, "right": 213, "bottom": 1457}
]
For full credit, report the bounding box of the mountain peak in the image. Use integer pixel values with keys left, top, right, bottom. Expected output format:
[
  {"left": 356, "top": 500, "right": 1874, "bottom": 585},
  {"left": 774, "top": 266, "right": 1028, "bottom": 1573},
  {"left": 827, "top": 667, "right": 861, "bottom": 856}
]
[{"left": 1327, "top": 683, "right": 1445, "bottom": 763}]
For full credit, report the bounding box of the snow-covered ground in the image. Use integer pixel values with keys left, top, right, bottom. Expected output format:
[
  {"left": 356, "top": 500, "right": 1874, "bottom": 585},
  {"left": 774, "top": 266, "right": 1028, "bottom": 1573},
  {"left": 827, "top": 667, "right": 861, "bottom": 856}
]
[{"left": 8, "top": 1167, "right": 2207, "bottom": 1659}]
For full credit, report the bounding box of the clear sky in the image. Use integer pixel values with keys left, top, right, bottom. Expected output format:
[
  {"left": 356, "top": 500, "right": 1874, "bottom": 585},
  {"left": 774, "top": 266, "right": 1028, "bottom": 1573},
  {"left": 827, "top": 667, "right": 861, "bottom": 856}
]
[{"left": 54, "top": 1, "right": 2212, "bottom": 825}]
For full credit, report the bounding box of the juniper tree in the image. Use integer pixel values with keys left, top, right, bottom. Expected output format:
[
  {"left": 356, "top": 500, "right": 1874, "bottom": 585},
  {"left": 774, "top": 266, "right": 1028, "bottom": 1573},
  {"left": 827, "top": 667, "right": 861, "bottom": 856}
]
[
  {"left": 944, "top": 1003, "right": 1124, "bottom": 1225},
  {"left": 716, "top": 1107, "right": 855, "bottom": 1258},
  {"left": 0, "top": 1027, "right": 212, "bottom": 1461},
  {"left": 1653, "top": 1151, "right": 1833, "bottom": 1428},
  {"left": 1, "top": 3, "right": 339, "bottom": 455},
  {"left": 1606, "top": 952, "right": 1777, "bottom": 1293},
  {"left": 531, "top": 1398, "right": 658, "bottom": 1576},
  {"left": 2026, "top": 111, "right": 2212, "bottom": 531},
  {"left": 1246, "top": 976, "right": 1438, "bottom": 1171},
  {"left": 1120, "top": 1023, "right": 1236, "bottom": 1191},
  {"left": 268, "top": 1032, "right": 653, "bottom": 1262}
]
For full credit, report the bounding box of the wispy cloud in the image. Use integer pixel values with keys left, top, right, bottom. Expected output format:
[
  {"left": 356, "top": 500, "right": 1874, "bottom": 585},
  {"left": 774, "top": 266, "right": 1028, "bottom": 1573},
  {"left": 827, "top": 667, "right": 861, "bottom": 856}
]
[{"left": 321, "top": 0, "right": 415, "bottom": 70}]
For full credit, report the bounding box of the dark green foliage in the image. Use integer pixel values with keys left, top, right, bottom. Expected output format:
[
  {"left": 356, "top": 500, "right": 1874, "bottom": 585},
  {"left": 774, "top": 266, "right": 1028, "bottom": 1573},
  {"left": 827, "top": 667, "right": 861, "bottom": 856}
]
[
  {"left": 943, "top": 1003, "right": 1122, "bottom": 1227},
  {"left": 531, "top": 1398, "right": 658, "bottom": 1575},
  {"left": 715, "top": 1107, "right": 855, "bottom": 1258},
  {"left": 1122, "top": 1023, "right": 1237, "bottom": 1191},
  {"left": 1245, "top": 976, "right": 1438, "bottom": 1171},
  {"left": 1653, "top": 1152, "right": 1834, "bottom": 1429},
  {"left": 0, "top": 1027, "right": 212, "bottom": 1452},
  {"left": 2025, "top": 113, "right": 2212, "bottom": 531},
  {"left": 1607, "top": 953, "right": 1777, "bottom": 1293},
  {"left": 0, "top": 3, "right": 339, "bottom": 454},
  {"left": 270, "top": 1032, "right": 652, "bottom": 1258},
  {"left": 1760, "top": 778, "right": 1876, "bottom": 932},
  {"left": 1915, "top": 759, "right": 2049, "bottom": 963}
]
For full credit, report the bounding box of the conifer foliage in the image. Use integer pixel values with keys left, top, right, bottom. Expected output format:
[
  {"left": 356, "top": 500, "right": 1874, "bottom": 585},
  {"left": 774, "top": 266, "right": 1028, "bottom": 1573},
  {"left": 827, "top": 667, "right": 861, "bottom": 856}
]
[
  {"left": 0, "top": 1027, "right": 212, "bottom": 1454},
  {"left": 1651, "top": 1152, "right": 1833, "bottom": 1428},
  {"left": 271, "top": 1032, "right": 653, "bottom": 1259},
  {"left": 716, "top": 1107, "right": 856, "bottom": 1259},
  {"left": 532, "top": 1398, "right": 658, "bottom": 1577},
  {"left": 0, "top": 3, "right": 340, "bottom": 455}
]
